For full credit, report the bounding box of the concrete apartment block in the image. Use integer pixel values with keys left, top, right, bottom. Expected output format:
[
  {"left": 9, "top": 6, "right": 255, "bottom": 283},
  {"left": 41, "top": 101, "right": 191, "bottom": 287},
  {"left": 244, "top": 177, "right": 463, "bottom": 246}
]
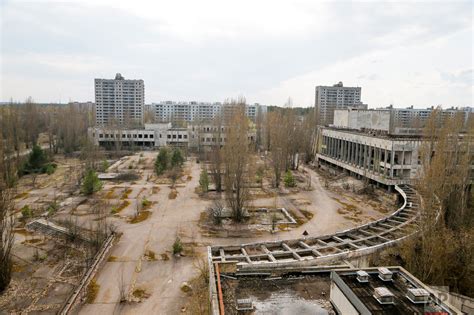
[
  {"left": 315, "top": 81, "right": 366, "bottom": 126},
  {"left": 95, "top": 73, "right": 144, "bottom": 126},
  {"left": 153, "top": 101, "right": 267, "bottom": 122}
]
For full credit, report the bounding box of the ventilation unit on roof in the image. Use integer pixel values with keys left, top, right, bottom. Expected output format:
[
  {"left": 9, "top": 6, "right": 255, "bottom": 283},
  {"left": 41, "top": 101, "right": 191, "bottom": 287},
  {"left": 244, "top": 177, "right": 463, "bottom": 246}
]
[
  {"left": 374, "top": 287, "right": 395, "bottom": 305},
  {"left": 356, "top": 270, "right": 369, "bottom": 283},
  {"left": 378, "top": 267, "right": 393, "bottom": 281},
  {"left": 236, "top": 298, "right": 253, "bottom": 311},
  {"left": 406, "top": 288, "right": 430, "bottom": 304}
]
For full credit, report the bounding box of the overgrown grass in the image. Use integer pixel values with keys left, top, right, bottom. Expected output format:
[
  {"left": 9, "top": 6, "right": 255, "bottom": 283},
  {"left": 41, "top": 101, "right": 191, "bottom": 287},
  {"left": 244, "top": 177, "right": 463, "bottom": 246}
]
[
  {"left": 111, "top": 200, "right": 130, "bottom": 214},
  {"left": 86, "top": 279, "right": 100, "bottom": 303},
  {"left": 121, "top": 188, "right": 132, "bottom": 199},
  {"left": 141, "top": 198, "right": 152, "bottom": 209},
  {"left": 128, "top": 210, "right": 151, "bottom": 224},
  {"left": 105, "top": 189, "right": 115, "bottom": 199},
  {"left": 14, "top": 192, "right": 29, "bottom": 199}
]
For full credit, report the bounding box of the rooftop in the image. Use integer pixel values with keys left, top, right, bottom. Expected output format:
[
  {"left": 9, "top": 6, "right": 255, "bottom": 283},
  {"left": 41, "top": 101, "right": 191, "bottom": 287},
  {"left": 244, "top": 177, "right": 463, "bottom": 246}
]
[{"left": 332, "top": 267, "right": 456, "bottom": 314}]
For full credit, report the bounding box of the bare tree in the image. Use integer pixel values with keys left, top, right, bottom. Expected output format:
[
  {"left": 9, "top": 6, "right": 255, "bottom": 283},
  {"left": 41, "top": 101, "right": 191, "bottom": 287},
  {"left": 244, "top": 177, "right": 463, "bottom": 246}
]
[
  {"left": 222, "top": 98, "right": 251, "bottom": 222},
  {"left": 208, "top": 200, "right": 224, "bottom": 225},
  {"left": 0, "top": 188, "right": 15, "bottom": 292},
  {"left": 268, "top": 111, "right": 286, "bottom": 187},
  {"left": 117, "top": 266, "right": 128, "bottom": 303},
  {"left": 209, "top": 114, "right": 224, "bottom": 192},
  {"left": 392, "top": 111, "right": 474, "bottom": 296}
]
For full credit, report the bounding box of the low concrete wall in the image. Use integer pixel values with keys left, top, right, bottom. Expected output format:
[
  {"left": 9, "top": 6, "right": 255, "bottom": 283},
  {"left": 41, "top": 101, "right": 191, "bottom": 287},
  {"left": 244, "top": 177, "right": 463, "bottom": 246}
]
[
  {"left": 208, "top": 247, "right": 220, "bottom": 315},
  {"left": 58, "top": 233, "right": 115, "bottom": 315},
  {"left": 216, "top": 185, "right": 411, "bottom": 269}
]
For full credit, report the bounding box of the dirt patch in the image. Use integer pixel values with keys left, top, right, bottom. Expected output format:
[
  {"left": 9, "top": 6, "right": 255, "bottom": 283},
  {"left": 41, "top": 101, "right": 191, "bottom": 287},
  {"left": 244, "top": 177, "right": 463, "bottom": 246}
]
[
  {"left": 13, "top": 228, "right": 34, "bottom": 236},
  {"left": 143, "top": 249, "right": 157, "bottom": 261},
  {"left": 132, "top": 288, "right": 150, "bottom": 299},
  {"left": 300, "top": 209, "right": 314, "bottom": 220},
  {"left": 168, "top": 189, "right": 178, "bottom": 199},
  {"left": 22, "top": 238, "right": 43, "bottom": 244}
]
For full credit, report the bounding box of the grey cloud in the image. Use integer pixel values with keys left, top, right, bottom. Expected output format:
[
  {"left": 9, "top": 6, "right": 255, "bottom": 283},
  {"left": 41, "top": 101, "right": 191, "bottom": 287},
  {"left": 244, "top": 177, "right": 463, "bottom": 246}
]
[{"left": 1, "top": 1, "right": 472, "bottom": 103}]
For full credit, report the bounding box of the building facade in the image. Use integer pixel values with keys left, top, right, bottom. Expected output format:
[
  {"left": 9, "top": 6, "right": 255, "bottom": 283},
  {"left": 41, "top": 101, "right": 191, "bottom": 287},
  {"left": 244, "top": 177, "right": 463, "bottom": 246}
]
[
  {"left": 153, "top": 101, "right": 266, "bottom": 122},
  {"left": 315, "top": 81, "right": 366, "bottom": 126},
  {"left": 386, "top": 105, "right": 473, "bottom": 128},
  {"left": 316, "top": 127, "right": 423, "bottom": 186},
  {"left": 333, "top": 107, "right": 473, "bottom": 136},
  {"left": 95, "top": 73, "right": 144, "bottom": 126},
  {"left": 88, "top": 122, "right": 255, "bottom": 152}
]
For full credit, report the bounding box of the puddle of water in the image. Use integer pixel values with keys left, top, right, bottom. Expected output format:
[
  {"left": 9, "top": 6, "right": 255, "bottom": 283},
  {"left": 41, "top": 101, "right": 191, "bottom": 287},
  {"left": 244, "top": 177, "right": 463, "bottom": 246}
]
[{"left": 251, "top": 291, "right": 330, "bottom": 315}]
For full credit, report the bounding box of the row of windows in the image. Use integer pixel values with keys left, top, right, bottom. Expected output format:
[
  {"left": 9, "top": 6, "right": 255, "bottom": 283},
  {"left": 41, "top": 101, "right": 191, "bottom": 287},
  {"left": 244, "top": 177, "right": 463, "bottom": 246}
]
[
  {"left": 99, "top": 133, "right": 154, "bottom": 139},
  {"left": 97, "top": 133, "right": 189, "bottom": 140}
]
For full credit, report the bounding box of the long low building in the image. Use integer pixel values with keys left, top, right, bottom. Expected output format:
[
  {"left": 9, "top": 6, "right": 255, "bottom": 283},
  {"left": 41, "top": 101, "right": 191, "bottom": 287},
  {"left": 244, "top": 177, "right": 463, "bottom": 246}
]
[
  {"left": 316, "top": 127, "right": 423, "bottom": 186},
  {"left": 88, "top": 123, "right": 256, "bottom": 151}
]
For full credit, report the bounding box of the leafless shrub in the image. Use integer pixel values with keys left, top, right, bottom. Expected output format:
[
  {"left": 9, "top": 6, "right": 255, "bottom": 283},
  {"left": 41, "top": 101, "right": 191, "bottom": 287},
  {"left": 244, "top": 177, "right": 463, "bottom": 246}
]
[{"left": 208, "top": 200, "right": 224, "bottom": 225}]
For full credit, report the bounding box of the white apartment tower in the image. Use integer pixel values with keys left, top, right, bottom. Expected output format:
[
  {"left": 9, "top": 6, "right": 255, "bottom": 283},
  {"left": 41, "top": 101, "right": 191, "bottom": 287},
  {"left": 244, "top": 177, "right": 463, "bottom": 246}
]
[
  {"left": 315, "top": 81, "right": 365, "bottom": 126},
  {"left": 153, "top": 101, "right": 266, "bottom": 122},
  {"left": 95, "top": 73, "right": 144, "bottom": 126}
]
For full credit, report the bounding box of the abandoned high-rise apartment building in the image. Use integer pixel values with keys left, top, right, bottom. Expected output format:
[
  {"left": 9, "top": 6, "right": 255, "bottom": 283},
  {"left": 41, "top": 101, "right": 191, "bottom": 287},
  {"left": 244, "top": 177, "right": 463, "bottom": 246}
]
[
  {"left": 94, "top": 73, "right": 144, "bottom": 126},
  {"left": 315, "top": 81, "right": 367, "bottom": 126}
]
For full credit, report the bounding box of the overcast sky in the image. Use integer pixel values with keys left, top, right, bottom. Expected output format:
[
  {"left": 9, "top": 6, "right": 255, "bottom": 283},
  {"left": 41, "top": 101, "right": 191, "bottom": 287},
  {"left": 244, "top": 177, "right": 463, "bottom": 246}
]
[{"left": 1, "top": 0, "right": 473, "bottom": 108}]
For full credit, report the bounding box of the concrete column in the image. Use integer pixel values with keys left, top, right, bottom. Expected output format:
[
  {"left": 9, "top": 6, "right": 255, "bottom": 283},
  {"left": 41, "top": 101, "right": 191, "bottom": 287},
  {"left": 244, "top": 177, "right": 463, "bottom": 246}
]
[
  {"left": 366, "top": 145, "right": 369, "bottom": 171},
  {"left": 384, "top": 148, "right": 388, "bottom": 177},
  {"left": 333, "top": 138, "right": 336, "bottom": 159},
  {"left": 328, "top": 138, "right": 332, "bottom": 157},
  {"left": 367, "top": 145, "right": 371, "bottom": 171},
  {"left": 345, "top": 140, "right": 349, "bottom": 162},
  {"left": 376, "top": 147, "right": 380, "bottom": 174},
  {"left": 401, "top": 149, "right": 405, "bottom": 179},
  {"left": 344, "top": 140, "right": 348, "bottom": 162},
  {"left": 348, "top": 141, "right": 351, "bottom": 163},
  {"left": 390, "top": 147, "right": 395, "bottom": 178},
  {"left": 339, "top": 139, "right": 343, "bottom": 160},
  {"left": 329, "top": 137, "right": 332, "bottom": 157},
  {"left": 350, "top": 142, "right": 353, "bottom": 165},
  {"left": 341, "top": 139, "right": 345, "bottom": 161},
  {"left": 332, "top": 138, "right": 335, "bottom": 158},
  {"left": 373, "top": 147, "right": 377, "bottom": 173}
]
